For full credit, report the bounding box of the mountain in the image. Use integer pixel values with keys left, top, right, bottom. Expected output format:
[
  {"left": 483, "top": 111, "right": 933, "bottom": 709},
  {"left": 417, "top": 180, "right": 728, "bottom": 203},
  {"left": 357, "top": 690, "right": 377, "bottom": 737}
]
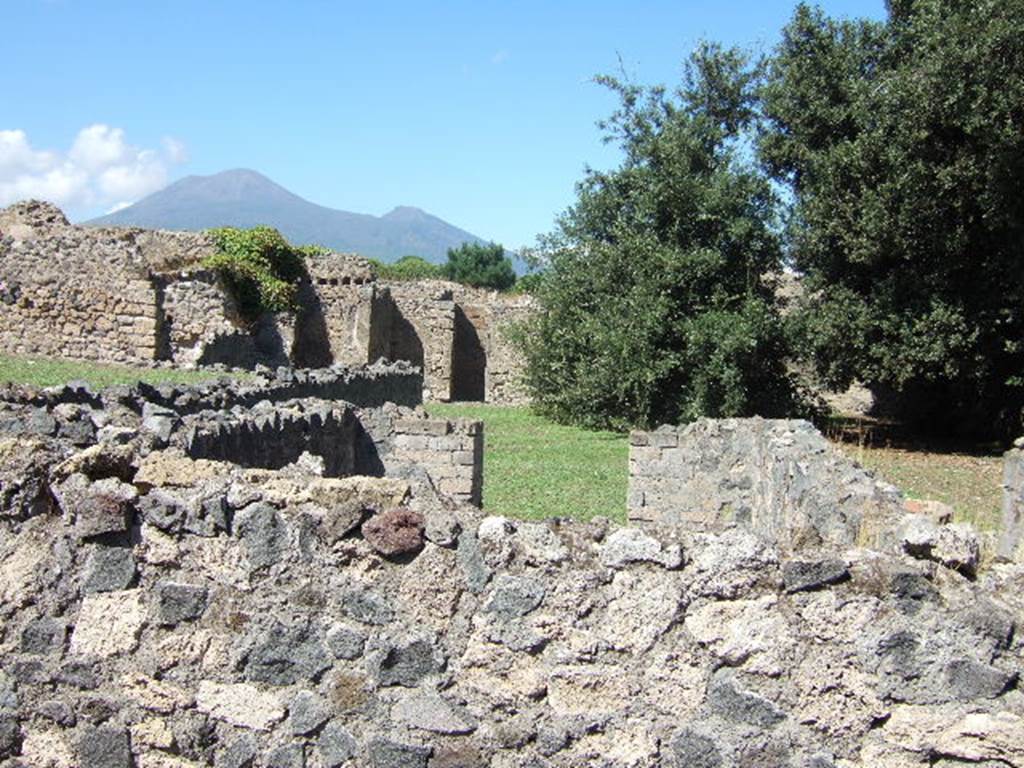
[{"left": 84, "top": 169, "right": 486, "bottom": 263}]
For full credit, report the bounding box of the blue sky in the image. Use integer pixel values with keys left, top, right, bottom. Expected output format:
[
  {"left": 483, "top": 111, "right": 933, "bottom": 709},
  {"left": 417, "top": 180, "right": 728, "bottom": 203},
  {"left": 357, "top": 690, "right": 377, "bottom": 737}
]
[{"left": 2, "top": 0, "right": 884, "bottom": 249}]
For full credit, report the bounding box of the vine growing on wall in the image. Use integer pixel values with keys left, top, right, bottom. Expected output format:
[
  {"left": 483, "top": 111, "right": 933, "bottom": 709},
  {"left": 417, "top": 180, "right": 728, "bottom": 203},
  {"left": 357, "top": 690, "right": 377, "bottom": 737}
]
[{"left": 202, "top": 226, "right": 312, "bottom": 321}]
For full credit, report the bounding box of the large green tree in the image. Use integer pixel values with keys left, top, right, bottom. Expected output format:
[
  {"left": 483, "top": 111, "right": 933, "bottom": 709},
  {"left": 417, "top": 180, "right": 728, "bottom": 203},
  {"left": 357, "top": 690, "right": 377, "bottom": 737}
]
[
  {"left": 521, "top": 45, "right": 799, "bottom": 430},
  {"left": 443, "top": 242, "right": 516, "bottom": 290},
  {"left": 761, "top": 0, "right": 1024, "bottom": 438}
]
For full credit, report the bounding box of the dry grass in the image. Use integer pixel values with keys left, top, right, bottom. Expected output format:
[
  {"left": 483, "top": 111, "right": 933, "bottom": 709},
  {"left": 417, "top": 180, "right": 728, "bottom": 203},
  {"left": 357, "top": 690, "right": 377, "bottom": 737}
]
[{"left": 827, "top": 421, "right": 1003, "bottom": 528}]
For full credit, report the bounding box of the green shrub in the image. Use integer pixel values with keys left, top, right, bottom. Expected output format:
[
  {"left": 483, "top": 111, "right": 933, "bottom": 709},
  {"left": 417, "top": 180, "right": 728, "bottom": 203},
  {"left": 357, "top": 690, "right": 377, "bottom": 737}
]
[{"left": 203, "top": 226, "right": 308, "bottom": 320}]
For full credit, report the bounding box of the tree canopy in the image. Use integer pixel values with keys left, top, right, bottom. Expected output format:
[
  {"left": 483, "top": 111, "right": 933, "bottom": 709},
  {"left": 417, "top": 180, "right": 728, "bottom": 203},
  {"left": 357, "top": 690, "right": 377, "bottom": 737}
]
[
  {"left": 761, "top": 0, "right": 1024, "bottom": 438},
  {"left": 520, "top": 44, "right": 799, "bottom": 431},
  {"left": 443, "top": 242, "right": 516, "bottom": 290}
]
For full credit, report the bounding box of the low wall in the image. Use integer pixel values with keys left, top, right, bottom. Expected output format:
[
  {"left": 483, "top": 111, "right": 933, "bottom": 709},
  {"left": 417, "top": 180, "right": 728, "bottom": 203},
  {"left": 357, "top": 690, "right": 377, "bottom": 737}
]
[
  {"left": 1, "top": 447, "right": 1021, "bottom": 768},
  {"left": 182, "top": 402, "right": 362, "bottom": 477},
  {"left": 628, "top": 418, "right": 905, "bottom": 551}
]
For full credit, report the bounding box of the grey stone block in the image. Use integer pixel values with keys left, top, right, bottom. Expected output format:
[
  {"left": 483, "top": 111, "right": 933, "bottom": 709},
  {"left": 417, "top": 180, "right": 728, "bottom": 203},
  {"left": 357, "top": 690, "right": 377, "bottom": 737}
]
[
  {"left": 289, "top": 690, "right": 330, "bottom": 735},
  {"left": 84, "top": 545, "right": 136, "bottom": 593},
  {"left": 317, "top": 721, "right": 357, "bottom": 768},
  {"left": 367, "top": 738, "right": 431, "bottom": 768},
  {"left": 77, "top": 725, "right": 131, "bottom": 768},
  {"left": 154, "top": 581, "right": 208, "bottom": 624}
]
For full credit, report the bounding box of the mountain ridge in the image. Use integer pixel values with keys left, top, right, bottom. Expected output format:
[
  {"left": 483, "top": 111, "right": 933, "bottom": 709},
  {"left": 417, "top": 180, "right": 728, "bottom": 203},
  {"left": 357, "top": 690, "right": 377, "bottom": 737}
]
[{"left": 84, "top": 169, "right": 485, "bottom": 263}]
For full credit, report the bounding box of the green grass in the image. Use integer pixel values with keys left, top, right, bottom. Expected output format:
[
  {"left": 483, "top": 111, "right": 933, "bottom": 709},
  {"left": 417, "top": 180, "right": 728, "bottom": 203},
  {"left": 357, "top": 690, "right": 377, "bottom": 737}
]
[
  {"left": 427, "top": 403, "right": 628, "bottom": 522},
  {"left": 0, "top": 354, "right": 240, "bottom": 389}
]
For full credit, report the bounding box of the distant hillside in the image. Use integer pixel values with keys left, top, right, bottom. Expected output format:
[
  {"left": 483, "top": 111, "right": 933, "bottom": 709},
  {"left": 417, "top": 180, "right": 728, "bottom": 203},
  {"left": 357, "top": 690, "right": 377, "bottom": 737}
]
[{"left": 84, "top": 169, "right": 486, "bottom": 263}]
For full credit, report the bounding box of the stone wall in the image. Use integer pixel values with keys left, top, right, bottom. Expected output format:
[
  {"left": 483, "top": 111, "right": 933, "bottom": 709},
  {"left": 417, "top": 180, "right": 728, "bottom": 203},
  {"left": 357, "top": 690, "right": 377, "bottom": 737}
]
[
  {"left": 385, "top": 283, "right": 456, "bottom": 402},
  {"left": 0, "top": 202, "right": 534, "bottom": 403},
  {"left": 628, "top": 418, "right": 905, "bottom": 551},
  {"left": 1000, "top": 439, "right": 1024, "bottom": 562},
  {"left": 1, "top": 434, "right": 1023, "bottom": 768},
  {"left": 390, "top": 418, "right": 484, "bottom": 506},
  {"left": 300, "top": 254, "right": 391, "bottom": 368},
  {"left": 182, "top": 401, "right": 363, "bottom": 478},
  {"left": 386, "top": 281, "right": 535, "bottom": 405},
  {"left": 0, "top": 202, "right": 202, "bottom": 365}
]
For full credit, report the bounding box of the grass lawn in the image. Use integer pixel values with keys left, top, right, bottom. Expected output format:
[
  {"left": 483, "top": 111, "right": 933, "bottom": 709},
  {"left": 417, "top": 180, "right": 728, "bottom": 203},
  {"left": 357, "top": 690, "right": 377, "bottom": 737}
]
[
  {"left": 0, "top": 354, "right": 239, "bottom": 389},
  {"left": 428, "top": 403, "right": 1005, "bottom": 529},
  {"left": 427, "top": 402, "right": 628, "bottom": 522}
]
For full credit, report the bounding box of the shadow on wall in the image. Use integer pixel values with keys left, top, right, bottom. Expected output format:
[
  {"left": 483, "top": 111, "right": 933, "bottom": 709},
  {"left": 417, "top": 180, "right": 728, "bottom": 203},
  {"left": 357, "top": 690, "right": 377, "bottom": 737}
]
[
  {"left": 292, "top": 279, "right": 332, "bottom": 368},
  {"left": 389, "top": 311, "right": 425, "bottom": 376},
  {"left": 185, "top": 407, "right": 385, "bottom": 477},
  {"left": 452, "top": 305, "right": 486, "bottom": 402}
]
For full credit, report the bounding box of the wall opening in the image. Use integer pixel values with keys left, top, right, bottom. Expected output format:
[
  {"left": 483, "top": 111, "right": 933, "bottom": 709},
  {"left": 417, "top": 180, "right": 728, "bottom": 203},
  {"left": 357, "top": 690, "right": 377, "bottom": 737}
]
[{"left": 451, "top": 305, "right": 486, "bottom": 402}]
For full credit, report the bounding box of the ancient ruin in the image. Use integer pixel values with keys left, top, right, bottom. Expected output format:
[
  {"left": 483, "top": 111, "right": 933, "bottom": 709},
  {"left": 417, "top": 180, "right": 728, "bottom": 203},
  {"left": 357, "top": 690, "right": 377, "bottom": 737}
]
[
  {"left": 0, "top": 348, "right": 1020, "bottom": 766},
  {"left": 2, "top": 199, "right": 1024, "bottom": 767},
  {"left": 0, "top": 201, "right": 532, "bottom": 405}
]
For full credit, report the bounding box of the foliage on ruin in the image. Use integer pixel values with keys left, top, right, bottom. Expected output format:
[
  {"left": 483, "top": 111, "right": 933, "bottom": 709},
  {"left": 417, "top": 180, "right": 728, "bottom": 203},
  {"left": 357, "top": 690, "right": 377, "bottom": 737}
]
[
  {"left": 520, "top": 44, "right": 801, "bottom": 431},
  {"left": 203, "top": 226, "right": 308, "bottom": 321},
  {"left": 443, "top": 242, "right": 517, "bottom": 291},
  {"left": 761, "top": 0, "right": 1024, "bottom": 439}
]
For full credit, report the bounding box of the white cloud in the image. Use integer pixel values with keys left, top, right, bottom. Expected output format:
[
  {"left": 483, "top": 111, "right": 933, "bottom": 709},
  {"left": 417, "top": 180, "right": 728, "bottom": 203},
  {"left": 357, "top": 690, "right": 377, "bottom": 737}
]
[{"left": 0, "top": 125, "right": 187, "bottom": 213}]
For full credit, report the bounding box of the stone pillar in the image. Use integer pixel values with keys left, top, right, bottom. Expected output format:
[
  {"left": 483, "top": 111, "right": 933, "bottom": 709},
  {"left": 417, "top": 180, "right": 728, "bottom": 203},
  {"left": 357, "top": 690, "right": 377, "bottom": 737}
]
[
  {"left": 390, "top": 418, "right": 483, "bottom": 507},
  {"left": 998, "top": 439, "right": 1024, "bottom": 562}
]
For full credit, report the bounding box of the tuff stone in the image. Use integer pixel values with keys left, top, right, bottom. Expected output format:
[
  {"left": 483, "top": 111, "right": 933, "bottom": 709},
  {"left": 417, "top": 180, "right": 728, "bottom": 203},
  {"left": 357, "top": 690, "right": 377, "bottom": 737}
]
[
  {"left": 599, "top": 526, "right": 683, "bottom": 569},
  {"left": 69, "top": 589, "right": 146, "bottom": 658},
  {"left": 195, "top": 681, "right": 285, "bottom": 731},
  {"left": 391, "top": 692, "right": 477, "bottom": 734}
]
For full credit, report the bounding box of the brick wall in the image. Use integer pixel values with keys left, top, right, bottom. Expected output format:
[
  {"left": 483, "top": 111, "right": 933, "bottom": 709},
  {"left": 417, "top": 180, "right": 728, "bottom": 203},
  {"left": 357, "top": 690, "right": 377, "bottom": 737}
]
[{"left": 390, "top": 417, "right": 483, "bottom": 506}]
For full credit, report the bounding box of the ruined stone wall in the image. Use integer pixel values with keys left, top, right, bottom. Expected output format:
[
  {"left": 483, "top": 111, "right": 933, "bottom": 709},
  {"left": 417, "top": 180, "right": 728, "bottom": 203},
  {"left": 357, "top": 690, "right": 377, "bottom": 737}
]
[
  {"left": 384, "top": 281, "right": 534, "bottom": 405},
  {"left": 155, "top": 272, "right": 297, "bottom": 369},
  {"left": 390, "top": 418, "right": 484, "bottom": 506},
  {"left": 385, "top": 283, "right": 455, "bottom": 402},
  {"left": 628, "top": 418, "right": 905, "bottom": 552},
  {"left": 2, "top": 433, "right": 1023, "bottom": 768},
  {"left": 302, "top": 254, "right": 391, "bottom": 368},
  {"left": 1000, "top": 439, "right": 1024, "bottom": 562},
  {"left": 483, "top": 296, "right": 533, "bottom": 406},
  {"left": 182, "top": 401, "right": 362, "bottom": 478},
  {"left": 1, "top": 204, "right": 156, "bottom": 364}
]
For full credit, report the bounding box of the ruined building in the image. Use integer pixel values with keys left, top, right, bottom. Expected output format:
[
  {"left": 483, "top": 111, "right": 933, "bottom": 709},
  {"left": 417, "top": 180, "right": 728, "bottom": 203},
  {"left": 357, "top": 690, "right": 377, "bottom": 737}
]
[{"left": 0, "top": 200, "right": 532, "bottom": 404}]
